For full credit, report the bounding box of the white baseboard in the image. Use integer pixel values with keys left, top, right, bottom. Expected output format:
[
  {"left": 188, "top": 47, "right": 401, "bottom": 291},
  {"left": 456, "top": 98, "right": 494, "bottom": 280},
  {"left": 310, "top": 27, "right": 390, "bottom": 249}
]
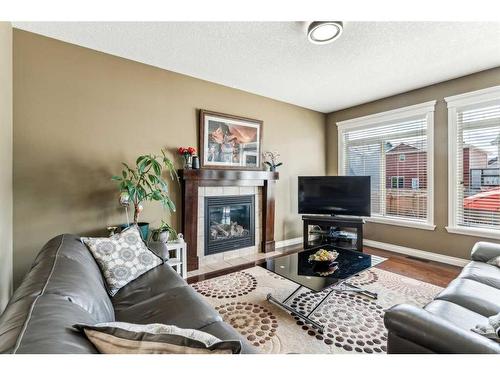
[
  {"left": 275, "top": 237, "right": 303, "bottom": 249},
  {"left": 275, "top": 237, "right": 469, "bottom": 267},
  {"left": 364, "top": 239, "right": 469, "bottom": 267}
]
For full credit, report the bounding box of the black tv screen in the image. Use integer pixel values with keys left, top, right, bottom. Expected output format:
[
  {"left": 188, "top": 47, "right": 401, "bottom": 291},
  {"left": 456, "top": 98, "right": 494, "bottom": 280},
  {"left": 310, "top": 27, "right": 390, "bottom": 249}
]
[{"left": 298, "top": 176, "right": 371, "bottom": 217}]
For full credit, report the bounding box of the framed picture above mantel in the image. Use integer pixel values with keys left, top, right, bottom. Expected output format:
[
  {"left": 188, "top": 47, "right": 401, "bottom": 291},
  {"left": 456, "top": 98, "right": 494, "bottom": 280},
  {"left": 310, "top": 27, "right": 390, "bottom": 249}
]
[{"left": 199, "top": 109, "right": 263, "bottom": 170}]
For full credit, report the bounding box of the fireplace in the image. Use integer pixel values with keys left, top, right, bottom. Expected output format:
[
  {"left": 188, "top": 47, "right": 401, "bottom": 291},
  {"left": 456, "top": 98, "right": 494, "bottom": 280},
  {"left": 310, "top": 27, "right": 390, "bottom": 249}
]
[
  {"left": 204, "top": 195, "right": 255, "bottom": 255},
  {"left": 180, "top": 169, "right": 279, "bottom": 271}
]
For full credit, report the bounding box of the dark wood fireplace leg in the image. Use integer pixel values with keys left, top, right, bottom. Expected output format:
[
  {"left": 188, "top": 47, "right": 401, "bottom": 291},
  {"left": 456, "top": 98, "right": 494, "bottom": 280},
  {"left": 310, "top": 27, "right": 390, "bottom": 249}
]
[
  {"left": 182, "top": 179, "right": 199, "bottom": 272},
  {"left": 261, "top": 179, "right": 276, "bottom": 253}
]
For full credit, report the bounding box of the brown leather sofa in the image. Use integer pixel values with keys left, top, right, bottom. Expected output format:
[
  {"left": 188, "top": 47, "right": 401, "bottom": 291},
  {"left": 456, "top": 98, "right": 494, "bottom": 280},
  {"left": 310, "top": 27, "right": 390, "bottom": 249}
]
[
  {"left": 384, "top": 241, "right": 500, "bottom": 354},
  {"left": 0, "top": 234, "right": 255, "bottom": 353}
]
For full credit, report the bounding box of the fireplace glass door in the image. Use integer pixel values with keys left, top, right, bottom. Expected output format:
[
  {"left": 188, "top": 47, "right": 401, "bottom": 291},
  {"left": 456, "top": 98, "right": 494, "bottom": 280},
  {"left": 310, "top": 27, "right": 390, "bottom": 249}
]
[{"left": 204, "top": 195, "right": 255, "bottom": 255}]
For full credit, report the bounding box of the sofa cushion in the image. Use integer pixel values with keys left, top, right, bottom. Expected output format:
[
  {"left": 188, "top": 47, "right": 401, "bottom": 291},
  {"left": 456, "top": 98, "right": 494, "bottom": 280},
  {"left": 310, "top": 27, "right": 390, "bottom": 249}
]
[
  {"left": 458, "top": 261, "right": 500, "bottom": 289},
  {"left": 425, "top": 300, "right": 489, "bottom": 332},
  {"left": 77, "top": 321, "right": 242, "bottom": 354},
  {"left": 199, "top": 321, "right": 257, "bottom": 354},
  {"left": 0, "top": 234, "right": 115, "bottom": 353},
  {"left": 114, "top": 285, "right": 222, "bottom": 330},
  {"left": 81, "top": 226, "right": 163, "bottom": 296},
  {"left": 1, "top": 294, "right": 99, "bottom": 354},
  {"left": 112, "top": 263, "right": 187, "bottom": 311},
  {"left": 435, "top": 278, "right": 500, "bottom": 317},
  {"left": 10, "top": 235, "right": 114, "bottom": 320}
]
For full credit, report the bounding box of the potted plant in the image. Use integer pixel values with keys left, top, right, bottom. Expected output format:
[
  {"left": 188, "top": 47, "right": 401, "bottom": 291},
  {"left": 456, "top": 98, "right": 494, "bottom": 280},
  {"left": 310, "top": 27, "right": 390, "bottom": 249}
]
[
  {"left": 263, "top": 151, "right": 283, "bottom": 171},
  {"left": 150, "top": 219, "right": 178, "bottom": 243},
  {"left": 112, "top": 149, "right": 178, "bottom": 239}
]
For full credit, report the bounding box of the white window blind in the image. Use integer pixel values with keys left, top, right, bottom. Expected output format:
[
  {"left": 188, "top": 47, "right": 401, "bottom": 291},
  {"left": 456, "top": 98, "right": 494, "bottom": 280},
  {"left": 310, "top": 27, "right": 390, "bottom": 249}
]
[
  {"left": 451, "top": 99, "right": 500, "bottom": 231},
  {"left": 337, "top": 102, "right": 435, "bottom": 228}
]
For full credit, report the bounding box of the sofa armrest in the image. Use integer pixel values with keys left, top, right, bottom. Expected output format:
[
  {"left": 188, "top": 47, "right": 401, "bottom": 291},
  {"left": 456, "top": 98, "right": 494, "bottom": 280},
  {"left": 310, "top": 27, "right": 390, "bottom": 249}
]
[
  {"left": 384, "top": 304, "right": 500, "bottom": 354},
  {"left": 471, "top": 241, "right": 500, "bottom": 262},
  {"left": 147, "top": 241, "right": 170, "bottom": 261}
]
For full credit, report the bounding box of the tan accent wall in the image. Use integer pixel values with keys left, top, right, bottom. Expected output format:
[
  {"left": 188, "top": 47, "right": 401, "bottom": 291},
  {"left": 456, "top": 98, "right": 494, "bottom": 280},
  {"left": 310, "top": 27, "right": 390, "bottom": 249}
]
[
  {"left": 326, "top": 67, "right": 500, "bottom": 260},
  {"left": 0, "top": 22, "right": 13, "bottom": 311},
  {"left": 13, "top": 30, "right": 326, "bottom": 286}
]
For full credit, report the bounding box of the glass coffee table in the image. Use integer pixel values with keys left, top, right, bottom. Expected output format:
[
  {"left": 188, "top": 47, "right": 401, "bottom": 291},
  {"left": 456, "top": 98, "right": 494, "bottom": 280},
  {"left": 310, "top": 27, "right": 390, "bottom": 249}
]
[{"left": 260, "top": 244, "right": 386, "bottom": 333}]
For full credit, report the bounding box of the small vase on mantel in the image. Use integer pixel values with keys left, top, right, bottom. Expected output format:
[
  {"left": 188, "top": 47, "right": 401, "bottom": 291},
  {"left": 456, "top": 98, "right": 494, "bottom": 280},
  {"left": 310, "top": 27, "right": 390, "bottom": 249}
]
[
  {"left": 178, "top": 147, "right": 197, "bottom": 169},
  {"left": 192, "top": 155, "right": 200, "bottom": 169},
  {"left": 183, "top": 154, "right": 193, "bottom": 169}
]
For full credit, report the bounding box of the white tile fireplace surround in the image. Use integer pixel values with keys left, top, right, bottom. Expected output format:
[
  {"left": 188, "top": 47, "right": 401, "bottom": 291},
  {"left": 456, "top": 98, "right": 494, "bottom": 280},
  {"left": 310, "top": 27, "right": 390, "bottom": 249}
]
[{"left": 197, "top": 186, "right": 262, "bottom": 268}]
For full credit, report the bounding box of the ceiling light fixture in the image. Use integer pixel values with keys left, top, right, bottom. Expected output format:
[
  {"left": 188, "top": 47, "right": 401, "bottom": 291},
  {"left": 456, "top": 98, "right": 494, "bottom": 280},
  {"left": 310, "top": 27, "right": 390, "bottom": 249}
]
[{"left": 307, "top": 21, "right": 343, "bottom": 45}]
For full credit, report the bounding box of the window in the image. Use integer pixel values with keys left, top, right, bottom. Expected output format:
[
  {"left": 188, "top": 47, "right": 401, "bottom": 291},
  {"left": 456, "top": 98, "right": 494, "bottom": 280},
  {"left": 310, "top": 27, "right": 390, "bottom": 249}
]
[
  {"left": 411, "top": 178, "right": 420, "bottom": 190},
  {"left": 391, "top": 176, "right": 404, "bottom": 189},
  {"left": 337, "top": 101, "right": 436, "bottom": 230},
  {"left": 446, "top": 85, "right": 500, "bottom": 239}
]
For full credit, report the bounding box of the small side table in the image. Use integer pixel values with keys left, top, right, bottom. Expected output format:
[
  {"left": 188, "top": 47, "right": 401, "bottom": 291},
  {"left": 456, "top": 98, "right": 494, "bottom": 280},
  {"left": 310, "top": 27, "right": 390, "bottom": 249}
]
[
  {"left": 149, "top": 240, "right": 188, "bottom": 279},
  {"left": 165, "top": 241, "right": 188, "bottom": 279}
]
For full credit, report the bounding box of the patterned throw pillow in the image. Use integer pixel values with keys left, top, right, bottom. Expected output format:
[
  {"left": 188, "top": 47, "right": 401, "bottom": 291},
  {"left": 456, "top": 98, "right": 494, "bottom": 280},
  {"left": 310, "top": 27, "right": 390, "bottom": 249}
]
[
  {"left": 472, "top": 312, "right": 500, "bottom": 343},
  {"left": 75, "top": 322, "right": 241, "bottom": 354},
  {"left": 487, "top": 255, "right": 500, "bottom": 268},
  {"left": 81, "top": 225, "right": 163, "bottom": 296}
]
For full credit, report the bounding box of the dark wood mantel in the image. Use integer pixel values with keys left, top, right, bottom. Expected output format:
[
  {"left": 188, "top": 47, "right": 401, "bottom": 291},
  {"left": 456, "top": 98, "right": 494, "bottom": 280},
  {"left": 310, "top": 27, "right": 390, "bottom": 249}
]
[{"left": 179, "top": 169, "right": 279, "bottom": 271}]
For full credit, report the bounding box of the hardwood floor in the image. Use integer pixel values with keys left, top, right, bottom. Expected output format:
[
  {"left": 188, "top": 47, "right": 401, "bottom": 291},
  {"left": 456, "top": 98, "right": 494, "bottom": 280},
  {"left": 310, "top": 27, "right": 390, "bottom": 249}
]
[
  {"left": 187, "top": 244, "right": 462, "bottom": 287},
  {"left": 364, "top": 246, "right": 461, "bottom": 287}
]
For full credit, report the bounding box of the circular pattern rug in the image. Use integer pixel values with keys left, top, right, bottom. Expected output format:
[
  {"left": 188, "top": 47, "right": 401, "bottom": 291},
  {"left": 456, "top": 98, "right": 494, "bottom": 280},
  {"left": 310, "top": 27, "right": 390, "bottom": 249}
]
[
  {"left": 191, "top": 271, "right": 258, "bottom": 299},
  {"left": 192, "top": 266, "right": 442, "bottom": 354}
]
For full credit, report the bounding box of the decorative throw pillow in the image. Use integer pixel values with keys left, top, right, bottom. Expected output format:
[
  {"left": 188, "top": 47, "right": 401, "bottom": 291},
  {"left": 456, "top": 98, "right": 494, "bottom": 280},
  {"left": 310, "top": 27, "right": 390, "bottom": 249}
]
[
  {"left": 472, "top": 312, "right": 500, "bottom": 343},
  {"left": 487, "top": 255, "right": 500, "bottom": 268},
  {"left": 75, "top": 322, "right": 241, "bottom": 354},
  {"left": 81, "top": 225, "right": 163, "bottom": 296}
]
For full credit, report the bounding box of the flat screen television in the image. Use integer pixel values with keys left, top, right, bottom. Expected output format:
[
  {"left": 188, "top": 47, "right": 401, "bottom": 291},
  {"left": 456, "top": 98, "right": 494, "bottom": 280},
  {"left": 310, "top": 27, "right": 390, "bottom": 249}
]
[{"left": 298, "top": 176, "right": 371, "bottom": 217}]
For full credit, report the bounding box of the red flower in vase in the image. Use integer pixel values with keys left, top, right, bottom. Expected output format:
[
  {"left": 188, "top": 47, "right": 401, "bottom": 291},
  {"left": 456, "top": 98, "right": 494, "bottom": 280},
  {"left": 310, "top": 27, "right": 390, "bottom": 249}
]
[{"left": 178, "top": 146, "right": 196, "bottom": 156}]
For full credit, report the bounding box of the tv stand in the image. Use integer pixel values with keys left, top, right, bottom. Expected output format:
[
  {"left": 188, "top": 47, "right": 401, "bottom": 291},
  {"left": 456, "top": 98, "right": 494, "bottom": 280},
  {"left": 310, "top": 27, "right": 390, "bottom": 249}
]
[{"left": 302, "top": 215, "right": 364, "bottom": 252}]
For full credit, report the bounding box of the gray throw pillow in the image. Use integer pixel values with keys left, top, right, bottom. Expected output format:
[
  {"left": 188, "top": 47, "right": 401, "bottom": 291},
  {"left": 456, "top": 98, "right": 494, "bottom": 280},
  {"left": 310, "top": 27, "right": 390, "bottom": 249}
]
[
  {"left": 81, "top": 225, "right": 163, "bottom": 296},
  {"left": 487, "top": 255, "right": 500, "bottom": 268},
  {"left": 75, "top": 322, "right": 241, "bottom": 354},
  {"left": 472, "top": 312, "right": 500, "bottom": 343}
]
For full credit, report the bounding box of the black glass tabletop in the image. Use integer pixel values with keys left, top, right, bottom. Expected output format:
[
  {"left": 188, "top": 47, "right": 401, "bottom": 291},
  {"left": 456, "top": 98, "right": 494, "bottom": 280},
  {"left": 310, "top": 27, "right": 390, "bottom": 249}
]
[{"left": 260, "top": 244, "right": 386, "bottom": 292}]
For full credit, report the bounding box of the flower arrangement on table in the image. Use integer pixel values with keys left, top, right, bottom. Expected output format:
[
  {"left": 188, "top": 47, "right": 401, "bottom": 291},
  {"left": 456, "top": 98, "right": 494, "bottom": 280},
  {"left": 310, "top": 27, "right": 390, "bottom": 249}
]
[
  {"left": 177, "top": 146, "right": 197, "bottom": 169},
  {"left": 309, "top": 249, "right": 339, "bottom": 274},
  {"left": 263, "top": 151, "right": 283, "bottom": 171},
  {"left": 308, "top": 249, "right": 339, "bottom": 263}
]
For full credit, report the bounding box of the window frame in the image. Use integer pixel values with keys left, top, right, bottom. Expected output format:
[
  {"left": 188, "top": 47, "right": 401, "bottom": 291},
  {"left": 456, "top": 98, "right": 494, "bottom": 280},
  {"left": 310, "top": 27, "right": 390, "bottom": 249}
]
[
  {"left": 391, "top": 176, "right": 404, "bottom": 189},
  {"left": 445, "top": 85, "right": 500, "bottom": 240},
  {"left": 337, "top": 100, "right": 436, "bottom": 231}
]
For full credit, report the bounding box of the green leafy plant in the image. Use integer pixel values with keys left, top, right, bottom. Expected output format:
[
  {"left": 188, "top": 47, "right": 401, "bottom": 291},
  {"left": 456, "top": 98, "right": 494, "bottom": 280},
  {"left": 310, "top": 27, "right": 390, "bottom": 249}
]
[
  {"left": 151, "top": 219, "right": 178, "bottom": 242},
  {"left": 112, "top": 149, "right": 179, "bottom": 224},
  {"left": 263, "top": 151, "right": 283, "bottom": 171}
]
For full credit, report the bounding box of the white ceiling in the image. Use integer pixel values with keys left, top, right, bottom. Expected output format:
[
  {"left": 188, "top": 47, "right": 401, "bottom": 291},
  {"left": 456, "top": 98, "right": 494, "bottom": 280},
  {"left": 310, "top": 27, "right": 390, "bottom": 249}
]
[{"left": 13, "top": 22, "right": 500, "bottom": 113}]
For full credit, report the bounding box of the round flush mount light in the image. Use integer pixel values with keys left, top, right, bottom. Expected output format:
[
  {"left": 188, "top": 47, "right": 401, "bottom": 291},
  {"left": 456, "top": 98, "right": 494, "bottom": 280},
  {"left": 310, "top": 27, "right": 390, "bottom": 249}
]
[{"left": 307, "top": 21, "right": 343, "bottom": 45}]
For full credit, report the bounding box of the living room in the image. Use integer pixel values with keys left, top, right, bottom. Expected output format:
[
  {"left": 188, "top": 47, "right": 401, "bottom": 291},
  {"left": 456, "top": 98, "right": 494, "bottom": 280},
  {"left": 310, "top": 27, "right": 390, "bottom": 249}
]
[{"left": 0, "top": 0, "right": 499, "bottom": 372}]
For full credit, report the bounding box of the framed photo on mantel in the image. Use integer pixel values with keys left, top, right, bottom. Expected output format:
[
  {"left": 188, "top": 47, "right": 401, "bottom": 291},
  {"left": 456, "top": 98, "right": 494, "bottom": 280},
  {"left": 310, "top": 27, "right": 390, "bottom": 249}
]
[{"left": 199, "top": 109, "right": 263, "bottom": 170}]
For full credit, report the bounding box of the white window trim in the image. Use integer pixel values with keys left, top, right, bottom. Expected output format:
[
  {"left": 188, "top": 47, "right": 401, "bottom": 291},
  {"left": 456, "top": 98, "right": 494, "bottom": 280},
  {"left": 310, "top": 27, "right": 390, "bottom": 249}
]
[
  {"left": 445, "top": 85, "right": 500, "bottom": 239},
  {"left": 367, "top": 215, "right": 436, "bottom": 231},
  {"left": 337, "top": 100, "right": 436, "bottom": 231}
]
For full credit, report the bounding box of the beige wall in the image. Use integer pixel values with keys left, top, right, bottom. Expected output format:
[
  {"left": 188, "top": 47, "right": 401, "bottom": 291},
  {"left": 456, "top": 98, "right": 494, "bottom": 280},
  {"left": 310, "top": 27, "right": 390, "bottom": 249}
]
[
  {"left": 13, "top": 30, "right": 326, "bottom": 286},
  {"left": 327, "top": 67, "right": 500, "bottom": 260},
  {"left": 0, "top": 22, "right": 13, "bottom": 311}
]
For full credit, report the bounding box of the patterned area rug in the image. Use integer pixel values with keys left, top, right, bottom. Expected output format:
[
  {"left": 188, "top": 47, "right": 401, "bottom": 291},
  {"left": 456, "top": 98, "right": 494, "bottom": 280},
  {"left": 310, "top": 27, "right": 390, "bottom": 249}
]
[{"left": 192, "top": 266, "right": 443, "bottom": 354}]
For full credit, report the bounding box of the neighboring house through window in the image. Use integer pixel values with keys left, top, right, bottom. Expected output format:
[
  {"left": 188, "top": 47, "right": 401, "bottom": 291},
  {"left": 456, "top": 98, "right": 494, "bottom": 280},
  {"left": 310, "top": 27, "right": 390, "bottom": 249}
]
[
  {"left": 446, "top": 85, "right": 500, "bottom": 239},
  {"left": 337, "top": 101, "right": 436, "bottom": 230}
]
